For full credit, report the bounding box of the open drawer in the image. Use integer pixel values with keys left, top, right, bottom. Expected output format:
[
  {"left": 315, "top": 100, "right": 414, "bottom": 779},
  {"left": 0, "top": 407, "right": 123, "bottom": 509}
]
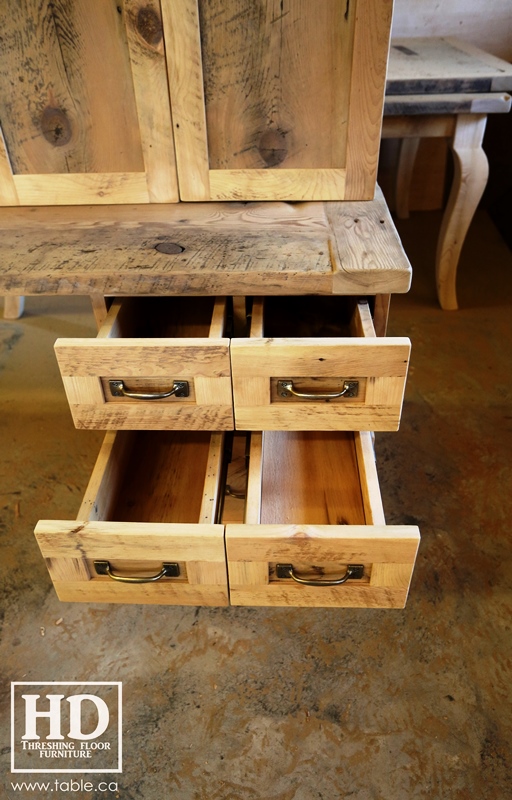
[
  {"left": 34, "top": 430, "right": 229, "bottom": 605},
  {"left": 55, "top": 296, "right": 233, "bottom": 430},
  {"left": 230, "top": 297, "right": 411, "bottom": 431},
  {"left": 225, "top": 430, "right": 420, "bottom": 608}
]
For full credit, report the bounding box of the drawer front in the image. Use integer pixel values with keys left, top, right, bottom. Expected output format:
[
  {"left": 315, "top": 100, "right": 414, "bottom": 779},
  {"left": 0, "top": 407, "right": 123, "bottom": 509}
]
[
  {"left": 230, "top": 336, "right": 411, "bottom": 431},
  {"left": 35, "top": 520, "right": 229, "bottom": 606},
  {"left": 55, "top": 337, "right": 233, "bottom": 430},
  {"left": 225, "top": 524, "right": 420, "bottom": 609}
]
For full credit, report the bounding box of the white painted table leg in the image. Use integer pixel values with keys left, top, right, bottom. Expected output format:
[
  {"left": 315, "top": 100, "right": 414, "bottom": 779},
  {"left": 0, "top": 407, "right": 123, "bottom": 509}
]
[
  {"left": 4, "top": 296, "right": 25, "bottom": 319},
  {"left": 436, "top": 114, "right": 489, "bottom": 310},
  {"left": 395, "top": 137, "right": 420, "bottom": 219}
]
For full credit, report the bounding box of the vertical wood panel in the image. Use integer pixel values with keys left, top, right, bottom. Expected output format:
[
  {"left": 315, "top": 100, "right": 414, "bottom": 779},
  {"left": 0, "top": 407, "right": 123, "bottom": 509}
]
[
  {"left": 345, "top": 0, "right": 394, "bottom": 198},
  {"left": 0, "top": 125, "right": 19, "bottom": 204},
  {"left": 161, "top": 0, "right": 211, "bottom": 200},
  {"left": 198, "top": 0, "right": 352, "bottom": 171},
  {"left": 0, "top": 0, "right": 144, "bottom": 175},
  {"left": 124, "top": 0, "right": 179, "bottom": 202}
]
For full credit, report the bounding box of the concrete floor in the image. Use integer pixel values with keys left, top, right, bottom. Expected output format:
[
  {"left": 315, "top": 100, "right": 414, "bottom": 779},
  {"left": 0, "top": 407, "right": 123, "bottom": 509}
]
[{"left": 1, "top": 210, "right": 511, "bottom": 799}]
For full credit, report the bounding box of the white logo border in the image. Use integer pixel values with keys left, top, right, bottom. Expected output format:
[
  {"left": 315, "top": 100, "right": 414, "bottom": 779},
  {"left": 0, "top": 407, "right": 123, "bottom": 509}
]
[{"left": 10, "top": 681, "right": 122, "bottom": 774}]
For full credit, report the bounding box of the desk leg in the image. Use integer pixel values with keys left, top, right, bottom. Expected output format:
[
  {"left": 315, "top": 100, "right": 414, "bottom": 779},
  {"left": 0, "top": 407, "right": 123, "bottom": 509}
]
[
  {"left": 436, "top": 114, "right": 488, "bottom": 310},
  {"left": 395, "top": 137, "right": 420, "bottom": 219},
  {"left": 3, "top": 296, "right": 25, "bottom": 319}
]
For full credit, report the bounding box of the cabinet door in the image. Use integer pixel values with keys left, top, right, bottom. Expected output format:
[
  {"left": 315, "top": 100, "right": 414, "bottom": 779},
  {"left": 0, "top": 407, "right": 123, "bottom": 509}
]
[
  {"left": 0, "top": 0, "right": 178, "bottom": 205},
  {"left": 163, "top": 0, "right": 393, "bottom": 201}
]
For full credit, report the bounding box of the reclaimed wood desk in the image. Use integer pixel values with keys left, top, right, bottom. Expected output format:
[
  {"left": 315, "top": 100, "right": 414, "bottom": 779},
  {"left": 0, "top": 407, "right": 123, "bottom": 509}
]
[
  {"left": 0, "top": 188, "right": 410, "bottom": 337},
  {"left": 382, "top": 37, "right": 512, "bottom": 310}
]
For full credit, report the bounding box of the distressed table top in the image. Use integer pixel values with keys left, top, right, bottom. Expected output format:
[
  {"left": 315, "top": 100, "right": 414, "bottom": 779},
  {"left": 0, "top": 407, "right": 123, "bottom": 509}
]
[
  {"left": 0, "top": 190, "right": 411, "bottom": 297},
  {"left": 386, "top": 37, "right": 512, "bottom": 96},
  {"left": 385, "top": 37, "right": 512, "bottom": 117}
]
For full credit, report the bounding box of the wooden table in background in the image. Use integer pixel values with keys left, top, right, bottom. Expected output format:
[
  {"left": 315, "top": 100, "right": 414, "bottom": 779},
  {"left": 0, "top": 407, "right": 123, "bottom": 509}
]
[{"left": 382, "top": 37, "right": 512, "bottom": 310}]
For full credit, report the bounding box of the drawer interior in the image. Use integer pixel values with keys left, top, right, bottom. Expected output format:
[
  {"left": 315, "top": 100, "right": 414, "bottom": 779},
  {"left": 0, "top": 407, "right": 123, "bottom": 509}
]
[
  {"left": 80, "top": 430, "right": 224, "bottom": 525},
  {"left": 35, "top": 430, "right": 229, "bottom": 605},
  {"left": 225, "top": 430, "right": 420, "bottom": 608},
  {"left": 245, "top": 429, "right": 384, "bottom": 526},
  {"left": 254, "top": 295, "right": 358, "bottom": 338},
  {"left": 99, "top": 296, "right": 227, "bottom": 340}
]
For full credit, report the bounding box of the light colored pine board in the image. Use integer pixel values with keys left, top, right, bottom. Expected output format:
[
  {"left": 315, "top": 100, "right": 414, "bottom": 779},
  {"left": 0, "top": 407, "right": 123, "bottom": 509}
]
[
  {"left": 198, "top": 433, "right": 225, "bottom": 524},
  {"left": 231, "top": 333, "right": 410, "bottom": 431},
  {"left": 123, "top": 0, "right": 179, "bottom": 202},
  {"left": 90, "top": 295, "right": 109, "bottom": 329},
  {"left": 77, "top": 431, "right": 135, "bottom": 522},
  {"left": 354, "top": 431, "right": 386, "bottom": 525},
  {"left": 35, "top": 520, "right": 227, "bottom": 562},
  {"left": 227, "top": 584, "right": 410, "bottom": 609},
  {"left": 209, "top": 297, "right": 229, "bottom": 339},
  {"left": 370, "top": 562, "right": 413, "bottom": 589},
  {"left": 161, "top": 0, "right": 210, "bottom": 200},
  {"left": 50, "top": 580, "right": 229, "bottom": 606},
  {"left": 244, "top": 433, "right": 263, "bottom": 525},
  {"left": 55, "top": 339, "right": 231, "bottom": 377},
  {"left": 226, "top": 524, "right": 420, "bottom": 564},
  {"left": 344, "top": 0, "right": 394, "bottom": 199},
  {"left": 350, "top": 300, "right": 377, "bottom": 339},
  {"left": 327, "top": 188, "right": 413, "bottom": 295},
  {"left": 227, "top": 562, "right": 269, "bottom": 587},
  {"left": 208, "top": 169, "right": 347, "bottom": 202},
  {"left": 0, "top": 124, "right": 19, "bottom": 205},
  {"left": 46, "top": 557, "right": 91, "bottom": 584},
  {"left": 226, "top": 523, "right": 420, "bottom": 608},
  {"left": 13, "top": 173, "right": 150, "bottom": 205},
  {"left": 373, "top": 295, "right": 391, "bottom": 337}
]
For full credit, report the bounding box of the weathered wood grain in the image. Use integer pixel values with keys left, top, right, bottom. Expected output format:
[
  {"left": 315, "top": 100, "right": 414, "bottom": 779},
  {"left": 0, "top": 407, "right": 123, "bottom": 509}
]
[
  {"left": 0, "top": 194, "right": 412, "bottom": 296},
  {"left": 226, "top": 523, "right": 420, "bottom": 608},
  {"left": 165, "top": 0, "right": 390, "bottom": 200},
  {"left": 231, "top": 298, "right": 410, "bottom": 432},
  {"left": 0, "top": 0, "right": 178, "bottom": 205},
  {"left": 344, "top": 0, "right": 394, "bottom": 199}
]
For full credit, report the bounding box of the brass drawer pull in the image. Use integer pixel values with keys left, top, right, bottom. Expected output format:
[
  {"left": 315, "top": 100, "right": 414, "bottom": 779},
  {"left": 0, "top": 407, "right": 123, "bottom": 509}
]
[
  {"left": 276, "top": 563, "right": 364, "bottom": 586},
  {"left": 109, "top": 380, "right": 189, "bottom": 400},
  {"left": 278, "top": 379, "right": 358, "bottom": 400},
  {"left": 94, "top": 560, "right": 180, "bottom": 583}
]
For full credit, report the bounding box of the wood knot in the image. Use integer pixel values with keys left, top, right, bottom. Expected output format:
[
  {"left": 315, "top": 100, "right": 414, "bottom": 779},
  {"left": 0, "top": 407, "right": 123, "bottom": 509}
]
[
  {"left": 137, "top": 6, "right": 163, "bottom": 46},
  {"left": 41, "top": 107, "right": 72, "bottom": 147},
  {"left": 258, "top": 128, "right": 288, "bottom": 167}
]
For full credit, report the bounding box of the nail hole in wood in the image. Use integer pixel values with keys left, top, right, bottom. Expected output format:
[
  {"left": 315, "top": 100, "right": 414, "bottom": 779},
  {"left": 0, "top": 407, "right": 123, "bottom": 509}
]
[{"left": 155, "top": 243, "right": 185, "bottom": 255}]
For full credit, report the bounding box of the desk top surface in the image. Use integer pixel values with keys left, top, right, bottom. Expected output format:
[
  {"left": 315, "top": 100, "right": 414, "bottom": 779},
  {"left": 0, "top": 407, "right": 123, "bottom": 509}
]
[
  {"left": 387, "top": 37, "right": 512, "bottom": 95},
  {"left": 0, "top": 191, "right": 412, "bottom": 298}
]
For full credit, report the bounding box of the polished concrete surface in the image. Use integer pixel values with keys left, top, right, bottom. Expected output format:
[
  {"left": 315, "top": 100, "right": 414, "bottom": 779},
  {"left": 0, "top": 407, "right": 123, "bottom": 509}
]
[{"left": 1, "top": 210, "right": 511, "bottom": 799}]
